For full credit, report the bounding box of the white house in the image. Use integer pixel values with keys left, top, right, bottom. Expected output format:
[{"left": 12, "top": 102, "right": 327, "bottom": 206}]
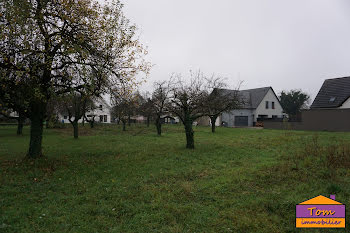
[
  {"left": 206, "top": 87, "right": 284, "bottom": 127},
  {"left": 59, "top": 98, "right": 112, "bottom": 124}
]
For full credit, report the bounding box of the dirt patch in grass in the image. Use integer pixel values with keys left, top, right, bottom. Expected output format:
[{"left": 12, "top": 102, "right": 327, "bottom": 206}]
[{"left": 0, "top": 157, "right": 67, "bottom": 184}]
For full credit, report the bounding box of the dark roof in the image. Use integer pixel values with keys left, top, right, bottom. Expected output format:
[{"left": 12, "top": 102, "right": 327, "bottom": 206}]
[
  {"left": 241, "top": 87, "right": 271, "bottom": 108},
  {"left": 218, "top": 87, "right": 272, "bottom": 109},
  {"left": 311, "top": 76, "right": 350, "bottom": 109}
]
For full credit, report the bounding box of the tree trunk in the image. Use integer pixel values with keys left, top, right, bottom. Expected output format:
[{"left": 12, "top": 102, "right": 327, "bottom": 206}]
[
  {"left": 122, "top": 121, "right": 126, "bottom": 131},
  {"left": 27, "top": 103, "right": 46, "bottom": 158},
  {"left": 184, "top": 117, "right": 194, "bottom": 149},
  {"left": 128, "top": 115, "right": 131, "bottom": 126},
  {"left": 17, "top": 114, "right": 24, "bottom": 135},
  {"left": 90, "top": 118, "right": 95, "bottom": 128},
  {"left": 210, "top": 116, "right": 217, "bottom": 133},
  {"left": 17, "top": 121, "right": 24, "bottom": 135},
  {"left": 155, "top": 117, "right": 161, "bottom": 136},
  {"left": 146, "top": 116, "right": 150, "bottom": 127},
  {"left": 72, "top": 121, "right": 79, "bottom": 139},
  {"left": 46, "top": 115, "right": 50, "bottom": 129}
]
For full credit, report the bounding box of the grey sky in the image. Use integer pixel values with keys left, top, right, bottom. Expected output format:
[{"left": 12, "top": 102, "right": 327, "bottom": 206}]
[{"left": 121, "top": 0, "right": 350, "bottom": 99}]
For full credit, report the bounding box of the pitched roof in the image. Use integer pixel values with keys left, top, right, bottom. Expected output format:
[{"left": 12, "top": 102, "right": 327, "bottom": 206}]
[
  {"left": 218, "top": 87, "right": 272, "bottom": 109},
  {"left": 311, "top": 76, "right": 350, "bottom": 109},
  {"left": 298, "top": 195, "right": 343, "bottom": 205},
  {"left": 241, "top": 87, "right": 271, "bottom": 108},
  {"left": 96, "top": 97, "right": 111, "bottom": 109}
]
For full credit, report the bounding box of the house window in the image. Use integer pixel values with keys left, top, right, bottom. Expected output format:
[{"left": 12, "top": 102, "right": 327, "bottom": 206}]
[
  {"left": 272, "top": 101, "right": 275, "bottom": 109},
  {"left": 99, "top": 115, "right": 103, "bottom": 122},
  {"left": 272, "top": 115, "right": 278, "bottom": 118},
  {"left": 64, "top": 116, "right": 67, "bottom": 119},
  {"left": 104, "top": 115, "right": 107, "bottom": 122},
  {"left": 329, "top": 97, "right": 336, "bottom": 102},
  {"left": 99, "top": 105, "right": 103, "bottom": 110},
  {"left": 265, "top": 101, "right": 269, "bottom": 109}
]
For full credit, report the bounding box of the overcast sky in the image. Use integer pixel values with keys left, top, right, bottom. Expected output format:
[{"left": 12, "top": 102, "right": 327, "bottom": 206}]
[{"left": 121, "top": 0, "right": 350, "bottom": 100}]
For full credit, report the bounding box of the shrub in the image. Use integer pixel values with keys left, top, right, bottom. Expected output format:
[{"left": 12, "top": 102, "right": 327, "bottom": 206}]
[
  {"left": 325, "top": 142, "right": 350, "bottom": 169},
  {"left": 290, "top": 135, "right": 350, "bottom": 180}
]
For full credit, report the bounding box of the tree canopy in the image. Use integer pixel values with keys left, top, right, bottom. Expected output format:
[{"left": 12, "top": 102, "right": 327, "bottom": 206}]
[
  {"left": 0, "top": 0, "right": 150, "bottom": 158},
  {"left": 202, "top": 77, "right": 242, "bottom": 133},
  {"left": 279, "top": 89, "right": 310, "bottom": 118}
]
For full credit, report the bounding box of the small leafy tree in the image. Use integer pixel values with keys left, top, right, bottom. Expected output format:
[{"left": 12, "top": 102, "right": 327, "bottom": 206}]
[{"left": 280, "top": 90, "right": 310, "bottom": 120}]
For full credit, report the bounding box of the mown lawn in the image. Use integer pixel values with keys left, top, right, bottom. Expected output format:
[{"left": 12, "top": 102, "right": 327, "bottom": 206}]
[{"left": 1, "top": 124, "right": 350, "bottom": 233}]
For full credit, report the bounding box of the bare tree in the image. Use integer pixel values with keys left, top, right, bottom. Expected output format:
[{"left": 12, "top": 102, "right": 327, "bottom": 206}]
[
  {"left": 61, "top": 92, "right": 93, "bottom": 138},
  {"left": 127, "top": 98, "right": 138, "bottom": 126},
  {"left": 137, "top": 92, "right": 153, "bottom": 127},
  {"left": 168, "top": 71, "right": 207, "bottom": 149},
  {"left": 150, "top": 81, "right": 171, "bottom": 136},
  {"left": 203, "top": 78, "right": 243, "bottom": 133},
  {"left": 0, "top": 70, "right": 29, "bottom": 135},
  {"left": 84, "top": 102, "right": 97, "bottom": 128},
  {"left": 45, "top": 94, "right": 65, "bottom": 129},
  {"left": 112, "top": 89, "right": 138, "bottom": 131}
]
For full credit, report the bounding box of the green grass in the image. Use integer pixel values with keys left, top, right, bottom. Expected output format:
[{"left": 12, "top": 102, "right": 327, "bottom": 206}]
[{"left": 1, "top": 124, "right": 350, "bottom": 232}]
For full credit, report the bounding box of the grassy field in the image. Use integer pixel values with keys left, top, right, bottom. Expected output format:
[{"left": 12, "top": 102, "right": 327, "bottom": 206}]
[{"left": 1, "top": 124, "right": 350, "bottom": 233}]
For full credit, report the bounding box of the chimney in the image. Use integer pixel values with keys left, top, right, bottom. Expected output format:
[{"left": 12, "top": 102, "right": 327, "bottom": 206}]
[{"left": 330, "top": 195, "right": 336, "bottom": 200}]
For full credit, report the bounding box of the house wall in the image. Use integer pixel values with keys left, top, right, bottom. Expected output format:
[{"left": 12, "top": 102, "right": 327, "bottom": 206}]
[
  {"left": 215, "top": 115, "right": 221, "bottom": 126},
  {"left": 196, "top": 116, "right": 221, "bottom": 126},
  {"left": 222, "top": 109, "right": 254, "bottom": 127},
  {"left": 59, "top": 100, "right": 111, "bottom": 124},
  {"left": 196, "top": 116, "right": 210, "bottom": 126},
  {"left": 160, "top": 114, "right": 180, "bottom": 124},
  {"left": 132, "top": 115, "right": 147, "bottom": 122},
  {"left": 88, "top": 107, "right": 112, "bottom": 123},
  {"left": 263, "top": 108, "right": 350, "bottom": 132},
  {"left": 254, "top": 88, "right": 284, "bottom": 121},
  {"left": 339, "top": 97, "right": 350, "bottom": 109},
  {"left": 59, "top": 111, "right": 111, "bottom": 124},
  {"left": 8, "top": 111, "right": 19, "bottom": 118}
]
